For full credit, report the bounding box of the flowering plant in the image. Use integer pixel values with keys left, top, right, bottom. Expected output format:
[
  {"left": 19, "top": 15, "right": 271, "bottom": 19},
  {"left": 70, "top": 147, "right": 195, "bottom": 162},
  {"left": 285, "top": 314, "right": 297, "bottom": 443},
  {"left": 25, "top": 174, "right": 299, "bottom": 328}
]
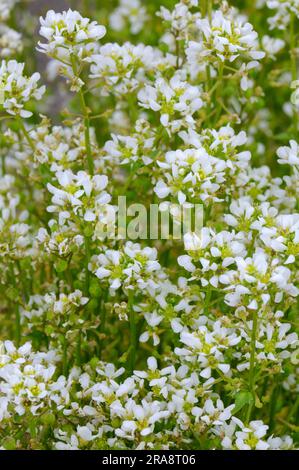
[{"left": 0, "top": 0, "right": 298, "bottom": 451}]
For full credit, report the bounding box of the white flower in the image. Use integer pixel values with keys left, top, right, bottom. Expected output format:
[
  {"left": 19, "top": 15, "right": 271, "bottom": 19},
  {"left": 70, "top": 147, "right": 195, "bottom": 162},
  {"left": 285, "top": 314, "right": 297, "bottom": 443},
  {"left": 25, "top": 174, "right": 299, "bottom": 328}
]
[
  {"left": 110, "top": 0, "right": 148, "bottom": 35},
  {"left": 29, "top": 120, "right": 97, "bottom": 171},
  {"left": 177, "top": 255, "right": 196, "bottom": 272},
  {"left": 186, "top": 10, "right": 264, "bottom": 65},
  {"left": 154, "top": 148, "right": 226, "bottom": 204},
  {"left": 77, "top": 426, "right": 93, "bottom": 442},
  {"left": 235, "top": 419, "right": 269, "bottom": 450},
  {"left": 111, "top": 398, "right": 169, "bottom": 439},
  {"left": 262, "top": 35, "right": 285, "bottom": 59},
  {"left": 216, "top": 418, "right": 273, "bottom": 450},
  {"left": 157, "top": 1, "right": 200, "bottom": 41},
  {"left": 196, "top": 398, "right": 234, "bottom": 426},
  {"left": 0, "top": 0, "right": 18, "bottom": 22},
  {"left": 47, "top": 170, "right": 111, "bottom": 224},
  {"left": 104, "top": 120, "right": 155, "bottom": 166},
  {"left": 183, "top": 231, "right": 202, "bottom": 251},
  {"left": 277, "top": 140, "right": 299, "bottom": 167},
  {"left": 220, "top": 248, "right": 299, "bottom": 308},
  {"left": 89, "top": 43, "right": 162, "bottom": 96},
  {"left": 89, "top": 242, "right": 162, "bottom": 295},
  {"left": 267, "top": 1, "right": 299, "bottom": 30},
  {"left": 38, "top": 9, "right": 106, "bottom": 62},
  {"left": 138, "top": 74, "right": 204, "bottom": 134},
  {"left": 267, "top": 435, "right": 293, "bottom": 449},
  {"left": 0, "top": 25, "right": 22, "bottom": 58},
  {"left": 0, "top": 60, "right": 45, "bottom": 118}
]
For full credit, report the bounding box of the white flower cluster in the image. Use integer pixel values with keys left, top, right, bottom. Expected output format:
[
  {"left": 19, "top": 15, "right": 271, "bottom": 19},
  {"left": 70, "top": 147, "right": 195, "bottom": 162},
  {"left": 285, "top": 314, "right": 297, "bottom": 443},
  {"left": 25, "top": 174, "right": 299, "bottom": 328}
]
[
  {"left": 110, "top": 0, "right": 148, "bottom": 35},
  {"left": 187, "top": 10, "right": 264, "bottom": 65},
  {"left": 0, "top": 0, "right": 297, "bottom": 452},
  {"left": 29, "top": 119, "right": 97, "bottom": 171},
  {"left": 0, "top": 24, "right": 22, "bottom": 58},
  {"left": 138, "top": 74, "right": 204, "bottom": 133},
  {"left": 38, "top": 9, "right": 106, "bottom": 62},
  {"left": 154, "top": 125, "right": 250, "bottom": 204},
  {"left": 0, "top": 0, "right": 22, "bottom": 60},
  {"left": 0, "top": 60, "right": 45, "bottom": 117},
  {"left": 0, "top": 341, "right": 61, "bottom": 421},
  {"left": 267, "top": 0, "right": 299, "bottom": 30},
  {"left": 0, "top": 345, "right": 293, "bottom": 450},
  {"left": 104, "top": 119, "right": 155, "bottom": 167},
  {"left": 277, "top": 139, "right": 299, "bottom": 169},
  {"left": 155, "top": 148, "right": 226, "bottom": 203},
  {"left": 89, "top": 43, "right": 167, "bottom": 96},
  {"left": 46, "top": 170, "right": 111, "bottom": 224},
  {"left": 21, "top": 290, "right": 90, "bottom": 350},
  {"left": 0, "top": 0, "right": 18, "bottom": 22},
  {"left": 158, "top": 0, "right": 200, "bottom": 41},
  {"left": 0, "top": 173, "right": 33, "bottom": 265},
  {"left": 89, "top": 242, "right": 162, "bottom": 295}
]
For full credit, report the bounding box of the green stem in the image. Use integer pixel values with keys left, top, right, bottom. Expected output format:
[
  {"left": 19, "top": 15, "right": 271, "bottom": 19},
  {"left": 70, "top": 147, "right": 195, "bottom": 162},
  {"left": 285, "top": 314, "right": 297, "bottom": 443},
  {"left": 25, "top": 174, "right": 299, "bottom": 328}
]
[
  {"left": 128, "top": 291, "right": 136, "bottom": 374},
  {"left": 205, "top": 51, "right": 212, "bottom": 126},
  {"left": 288, "top": 395, "right": 299, "bottom": 422},
  {"left": 76, "top": 330, "right": 81, "bottom": 367},
  {"left": 63, "top": 337, "right": 68, "bottom": 375},
  {"left": 18, "top": 119, "right": 35, "bottom": 151},
  {"left": 207, "top": 0, "right": 212, "bottom": 21},
  {"left": 290, "top": 13, "right": 297, "bottom": 82},
  {"left": 269, "top": 381, "right": 280, "bottom": 432},
  {"left": 201, "top": 0, "right": 212, "bottom": 19},
  {"left": 214, "top": 61, "right": 224, "bottom": 125},
  {"left": 79, "top": 89, "right": 94, "bottom": 175},
  {"left": 70, "top": 55, "right": 94, "bottom": 175},
  {"left": 17, "top": 260, "right": 29, "bottom": 303},
  {"left": 99, "top": 289, "right": 107, "bottom": 353},
  {"left": 246, "top": 310, "right": 258, "bottom": 423},
  {"left": 84, "top": 235, "right": 91, "bottom": 297},
  {"left": 204, "top": 287, "right": 212, "bottom": 316},
  {"left": 175, "top": 36, "right": 181, "bottom": 69},
  {"left": 290, "top": 12, "right": 298, "bottom": 132},
  {"left": 1, "top": 154, "right": 5, "bottom": 176},
  {"left": 10, "top": 265, "right": 21, "bottom": 347},
  {"left": 15, "top": 304, "right": 21, "bottom": 347}
]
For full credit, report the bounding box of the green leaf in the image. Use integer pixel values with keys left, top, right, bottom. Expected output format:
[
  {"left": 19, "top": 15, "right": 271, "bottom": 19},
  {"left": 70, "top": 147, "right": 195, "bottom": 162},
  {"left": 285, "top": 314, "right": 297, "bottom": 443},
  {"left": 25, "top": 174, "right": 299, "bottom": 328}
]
[
  {"left": 86, "top": 298, "right": 98, "bottom": 312},
  {"left": 45, "top": 325, "right": 54, "bottom": 336},
  {"left": 89, "top": 280, "right": 101, "bottom": 298},
  {"left": 274, "top": 132, "right": 292, "bottom": 142},
  {"left": 29, "top": 418, "right": 38, "bottom": 437},
  {"left": 89, "top": 357, "right": 99, "bottom": 370},
  {"left": 2, "top": 437, "right": 16, "bottom": 450},
  {"left": 19, "top": 256, "right": 31, "bottom": 270},
  {"left": 40, "top": 412, "right": 56, "bottom": 426},
  {"left": 55, "top": 259, "right": 68, "bottom": 273},
  {"left": 83, "top": 225, "right": 94, "bottom": 237},
  {"left": 255, "top": 394, "right": 263, "bottom": 408},
  {"left": 6, "top": 287, "right": 19, "bottom": 301},
  {"left": 233, "top": 390, "right": 254, "bottom": 414}
]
